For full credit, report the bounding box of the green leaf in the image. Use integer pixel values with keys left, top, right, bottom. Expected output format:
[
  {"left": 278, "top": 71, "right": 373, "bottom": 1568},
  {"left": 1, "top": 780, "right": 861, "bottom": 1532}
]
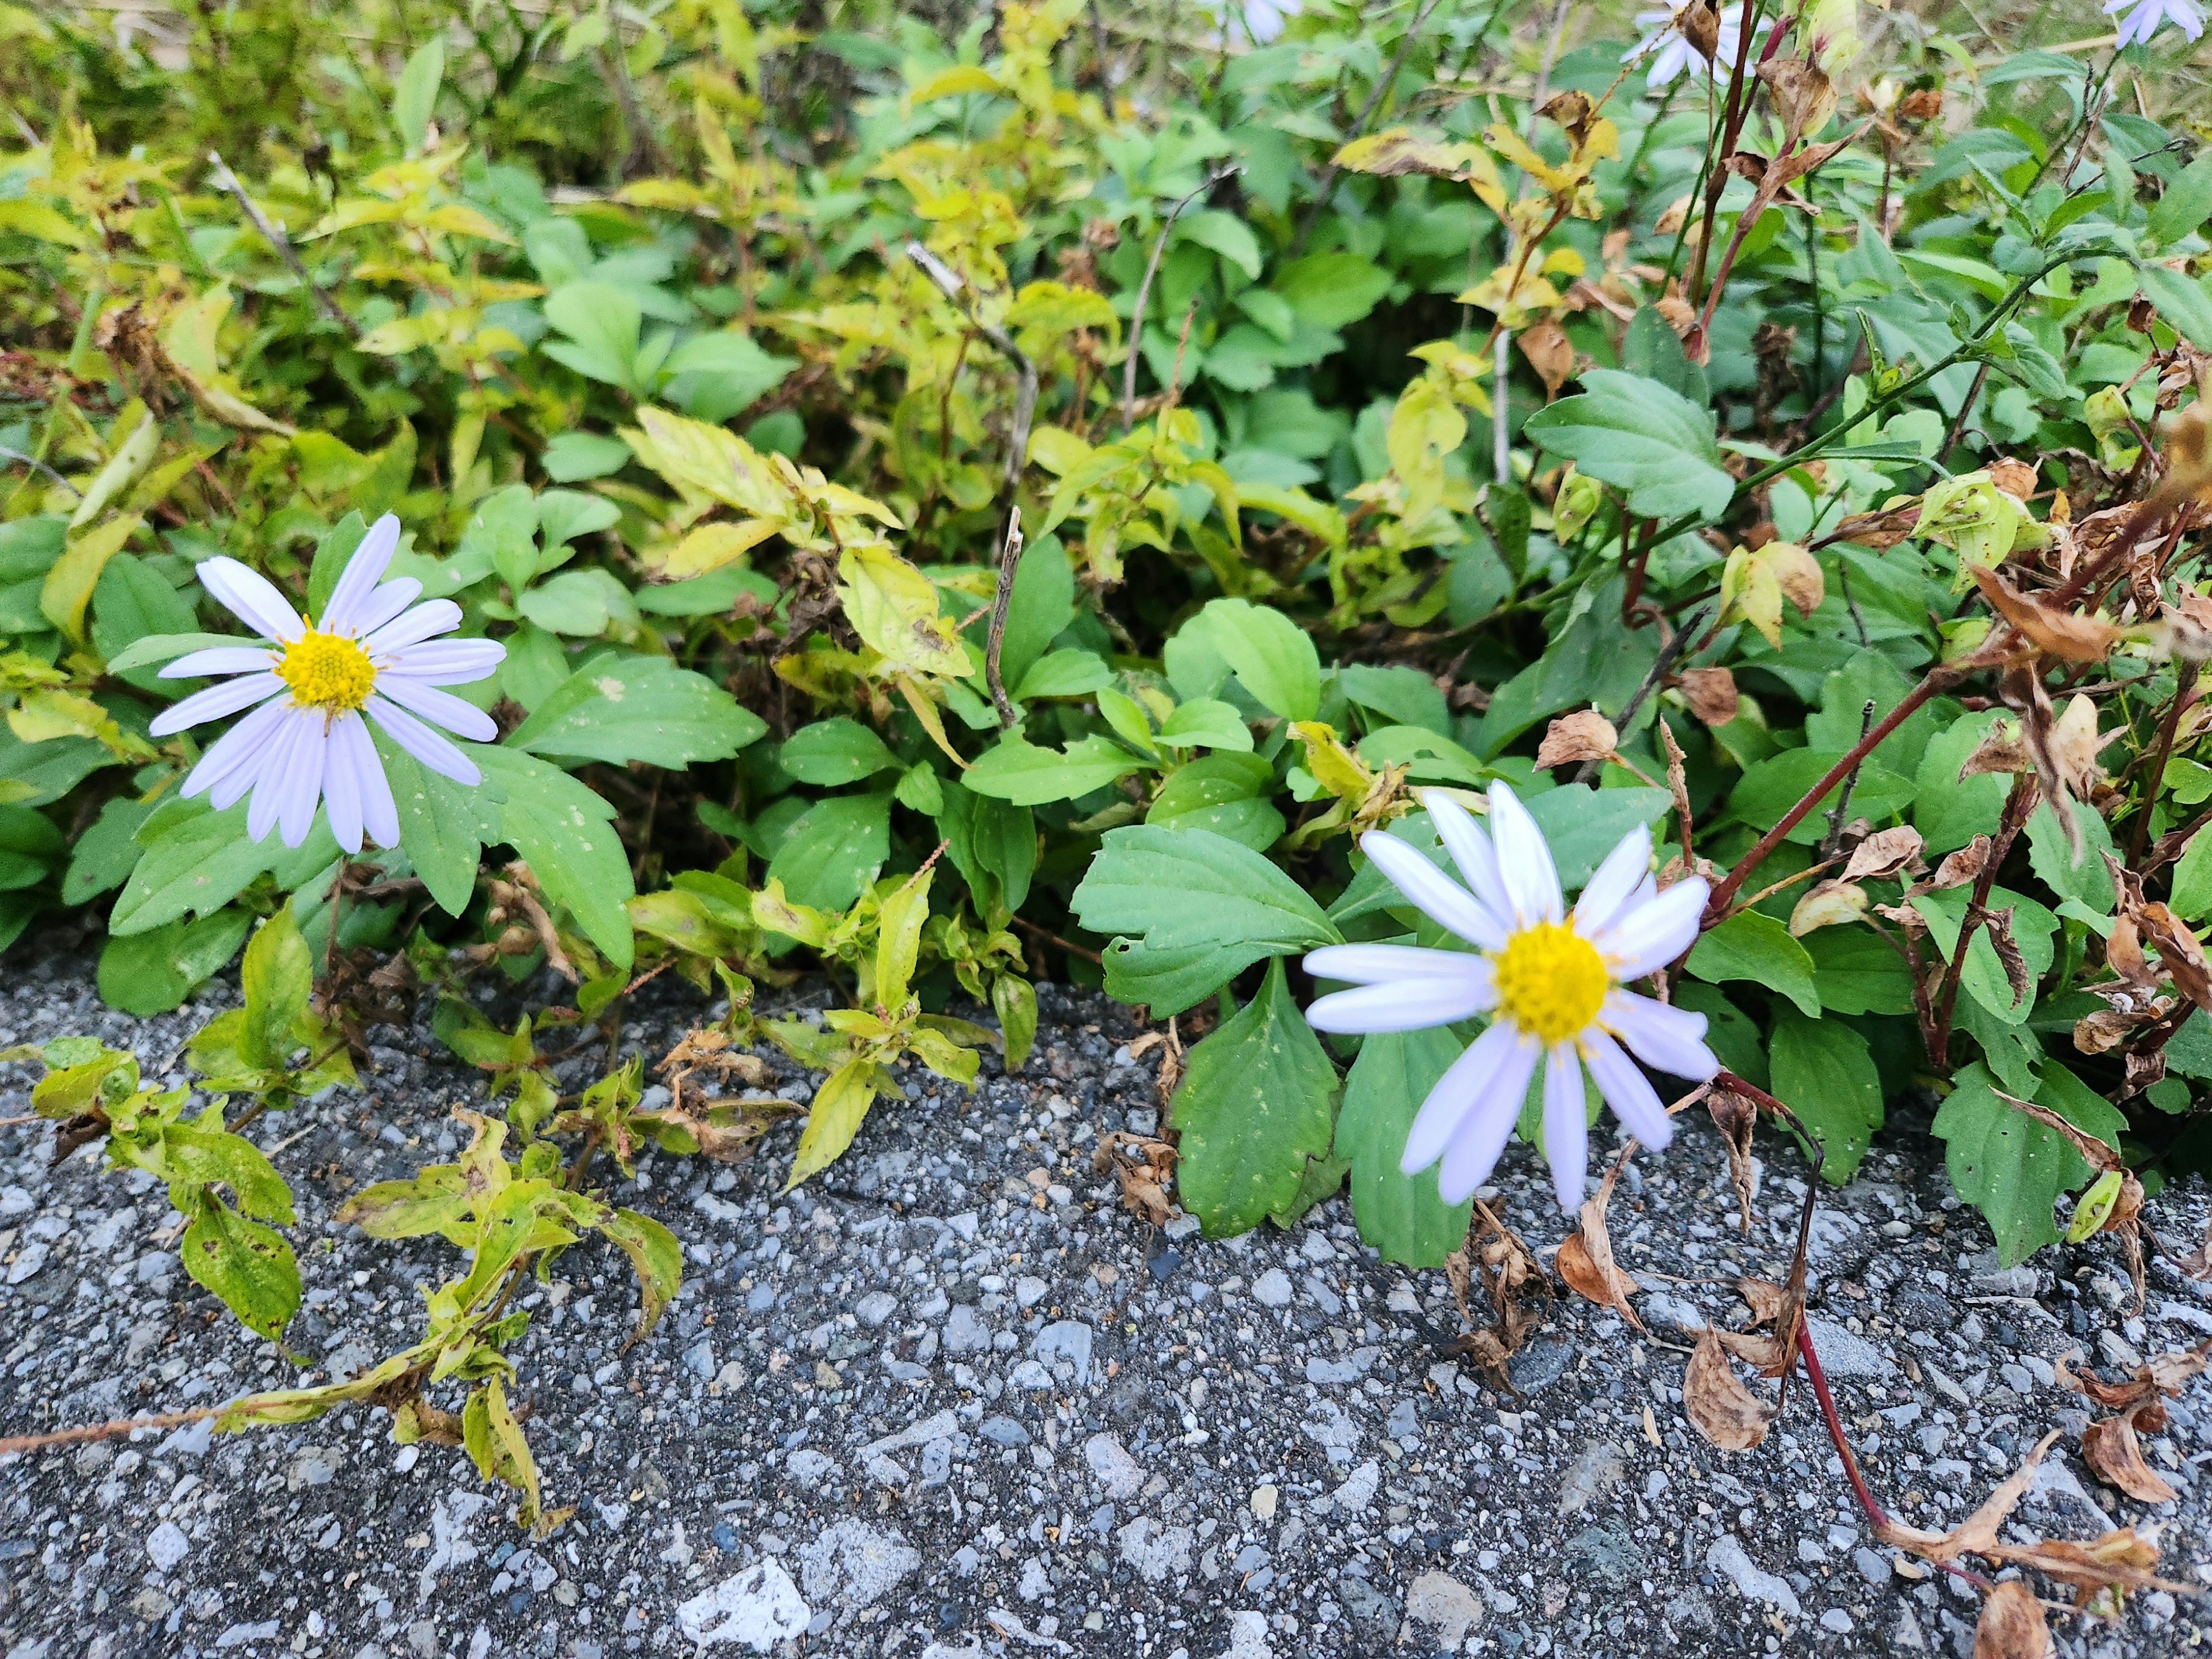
[
  {"left": 110, "top": 801, "right": 279, "bottom": 935},
  {"left": 96, "top": 909, "right": 253, "bottom": 1014},
  {"left": 1156, "top": 698, "right": 1253, "bottom": 752},
  {"left": 473, "top": 746, "right": 635, "bottom": 970},
  {"left": 1271, "top": 252, "right": 1392, "bottom": 329},
  {"left": 238, "top": 908, "right": 314, "bottom": 1071},
  {"left": 92, "top": 555, "right": 198, "bottom": 693},
  {"left": 1685, "top": 908, "right": 1820, "bottom": 1017},
  {"left": 995, "top": 534, "right": 1076, "bottom": 694},
  {"left": 543, "top": 281, "right": 645, "bottom": 391},
  {"left": 305, "top": 513, "right": 369, "bottom": 622},
  {"left": 660, "top": 331, "right": 796, "bottom": 423},
  {"left": 1724, "top": 749, "right": 1915, "bottom": 846},
  {"left": 508, "top": 655, "right": 763, "bottom": 767},
  {"left": 1168, "top": 960, "right": 1339, "bottom": 1236},
  {"left": 1073, "top": 825, "right": 1340, "bottom": 1016},
  {"left": 0, "top": 802, "right": 60, "bottom": 892},
  {"left": 515, "top": 567, "right": 639, "bottom": 635},
  {"left": 1934, "top": 1060, "right": 2125, "bottom": 1265},
  {"left": 1177, "top": 209, "right": 1264, "bottom": 281},
  {"left": 778, "top": 718, "right": 899, "bottom": 785},
  {"left": 993, "top": 974, "right": 1038, "bottom": 1072},
  {"left": 458, "top": 485, "right": 539, "bottom": 594},
  {"left": 392, "top": 35, "right": 445, "bottom": 152},
  {"left": 99, "top": 631, "right": 247, "bottom": 676},
  {"left": 1336, "top": 1027, "right": 1473, "bottom": 1269},
  {"left": 1802, "top": 927, "right": 1917, "bottom": 1016},
  {"left": 542, "top": 433, "right": 632, "bottom": 482},
  {"left": 1911, "top": 884, "right": 2056, "bottom": 1026},
  {"left": 1012, "top": 650, "right": 1113, "bottom": 702},
  {"left": 1768, "top": 1010, "right": 1884, "bottom": 1184},
  {"left": 963, "top": 732, "right": 1146, "bottom": 805},
  {"left": 2147, "top": 154, "right": 2212, "bottom": 249},
  {"left": 765, "top": 791, "right": 891, "bottom": 911},
  {"left": 2025, "top": 800, "right": 2116, "bottom": 914},
  {"left": 1198, "top": 597, "right": 1320, "bottom": 721},
  {"left": 1913, "top": 712, "right": 2013, "bottom": 855},
  {"left": 1523, "top": 370, "right": 1735, "bottom": 522},
  {"left": 2171, "top": 825, "right": 2212, "bottom": 921},
  {"left": 1525, "top": 785, "right": 1675, "bottom": 889},
  {"left": 2137, "top": 263, "right": 2212, "bottom": 352},
  {"left": 1671, "top": 982, "right": 1766, "bottom": 1089},
  {"left": 180, "top": 1187, "right": 300, "bottom": 1342},
  {"left": 62, "top": 793, "right": 156, "bottom": 904},
  {"left": 372, "top": 727, "right": 491, "bottom": 917},
  {"left": 935, "top": 779, "right": 1035, "bottom": 915},
  {"left": 1145, "top": 752, "right": 1285, "bottom": 852},
  {"left": 0, "top": 728, "right": 110, "bottom": 807}
]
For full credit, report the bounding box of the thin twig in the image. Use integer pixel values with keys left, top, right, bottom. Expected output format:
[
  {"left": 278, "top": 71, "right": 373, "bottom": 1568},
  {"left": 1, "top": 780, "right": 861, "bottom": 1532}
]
[
  {"left": 206, "top": 152, "right": 358, "bottom": 338},
  {"left": 0, "top": 1406, "right": 223, "bottom": 1457},
  {"left": 1572, "top": 605, "right": 1708, "bottom": 786},
  {"left": 1120, "top": 166, "right": 1239, "bottom": 431},
  {"left": 1927, "top": 778, "right": 2036, "bottom": 1066},
  {"left": 2128, "top": 662, "right": 2198, "bottom": 866},
  {"left": 1819, "top": 700, "right": 1878, "bottom": 859}
]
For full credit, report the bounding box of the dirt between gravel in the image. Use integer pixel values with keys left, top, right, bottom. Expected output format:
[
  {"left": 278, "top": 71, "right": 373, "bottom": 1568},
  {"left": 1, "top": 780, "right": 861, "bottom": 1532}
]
[{"left": 2, "top": 945, "right": 2210, "bottom": 1659}]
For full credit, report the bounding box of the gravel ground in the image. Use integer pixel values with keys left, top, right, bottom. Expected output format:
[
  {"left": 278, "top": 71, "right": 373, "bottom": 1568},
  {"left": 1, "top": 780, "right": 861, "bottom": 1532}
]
[{"left": 2, "top": 944, "right": 2210, "bottom": 1659}]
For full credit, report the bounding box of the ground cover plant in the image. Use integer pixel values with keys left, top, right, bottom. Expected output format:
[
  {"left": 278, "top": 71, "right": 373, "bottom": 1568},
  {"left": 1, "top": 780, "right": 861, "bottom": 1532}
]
[{"left": 5, "top": 0, "right": 2212, "bottom": 1645}]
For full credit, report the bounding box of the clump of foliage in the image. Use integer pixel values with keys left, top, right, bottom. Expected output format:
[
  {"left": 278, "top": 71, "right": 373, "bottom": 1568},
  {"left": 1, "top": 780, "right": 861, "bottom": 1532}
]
[{"left": 5, "top": 0, "right": 2212, "bottom": 1627}]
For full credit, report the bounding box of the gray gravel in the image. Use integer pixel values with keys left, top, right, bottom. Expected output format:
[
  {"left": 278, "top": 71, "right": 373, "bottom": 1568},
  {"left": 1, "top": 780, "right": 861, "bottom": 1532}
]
[{"left": 2, "top": 944, "right": 2211, "bottom": 1659}]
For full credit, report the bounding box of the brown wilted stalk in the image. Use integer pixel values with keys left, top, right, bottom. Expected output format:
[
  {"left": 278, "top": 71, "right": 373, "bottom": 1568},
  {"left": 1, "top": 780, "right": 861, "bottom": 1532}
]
[{"left": 1928, "top": 778, "right": 2037, "bottom": 1066}]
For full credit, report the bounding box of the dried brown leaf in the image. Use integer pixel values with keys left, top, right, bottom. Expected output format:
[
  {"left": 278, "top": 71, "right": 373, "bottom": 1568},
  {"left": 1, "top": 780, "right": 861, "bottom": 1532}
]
[
  {"left": 2081, "top": 1410, "right": 2178, "bottom": 1505},
  {"left": 1757, "top": 57, "right": 1838, "bottom": 147},
  {"left": 1535, "top": 708, "right": 1619, "bottom": 768},
  {"left": 1921, "top": 834, "right": 1994, "bottom": 892},
  {"left": 1092, "top": 1130, "right": 1178, "bottom": 1226},
  {"left": 2180, "top": 1220, "right": 2212, "bottom": 1282},
  {"left": 1517, "top": 319, "right": 1576, "bottom": 396},
  {"left": 1553, "top": 1155, "right": 1641, "bottom": 1328},
  {"left": 1972, "top": 564, "right": 2124, "bottom": 662},
  {"left": 1677, "top": 665, "right": 1740, "bottom": 726},
  {"left": 1789, "top": 879, "right": 1869, "bottom": 936},
  {"left": 1707, "top": 1088, "right": 1759, "bottom": 1233},
  {"left": 1972, "top": 1581, "right": 2051, "bottom": 1659},
  {"left": 1828, "top": 501, "right": 1923, "bottom": 550},
  {"left": 1878, "top": 1430, "right": 2062, "bottom": 1562},
  {"left": 1988, "top": 457, "right": 2039, "bottom": 501},
  {"left": 642, "top": 1096, "right": 800, "bottom": 1164},
  {"left": 2073, "top": 1007, "right": 2141, "bottom": 1055},
  {"left": 1683, "top": 1326, "right": 1778, "bottom": 1450},
  {"left": 1982, "top": 907, "right": 2032, "bottom": 1005},
  {"left": 1844, "top": 824, "right": 1926, "bottom": 882}
]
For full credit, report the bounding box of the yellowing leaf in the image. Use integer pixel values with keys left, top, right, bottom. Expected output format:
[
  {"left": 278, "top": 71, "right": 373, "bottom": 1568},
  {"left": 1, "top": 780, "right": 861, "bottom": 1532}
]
[
  {"left": 786, "top": 1058, "right": 877, "bottom": 1187},
  {"left": 873, "top": 866, "right": 933, "bottom": 1006},
  {"left": 838, "top": 542, "right": 972, "bottom": 679},
  {"left": 911, "top": 65, "right": 1006, "bottom": 101},
  {"left": 41, "top": 513, "right": 143, "bottom": 643},
  {"left": 0, "top": 198, "right": 90, "bottom": 247},
  {"left": 621, "top": 406, "right": 789, "bottom": 516},
  {"left": 660, "top": 518, "right": 781, "bottom": 577}
]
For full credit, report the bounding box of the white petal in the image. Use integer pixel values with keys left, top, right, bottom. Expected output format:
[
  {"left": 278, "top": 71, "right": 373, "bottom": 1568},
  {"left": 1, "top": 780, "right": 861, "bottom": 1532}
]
[
  {"left": 1437, "top": 1030, "right": 1541, "bottom": 1205},
  {"left": 323, "top": 716, "right": 364, "bottom": 854},
  {"left": 149, "top": 672, "right": 283, "bottom": 737},
  {"left": 1581, "top": 1028, "right": 1675, "bottom": 1149},
  {"left": 319, "top": 513, "right": 400, "bottom": 636},
  {"left": 246, "top": 710, "right": 311, "bottom": 842},
  {"left": 374, "top": 675, "right": 499, "bottom": 741},
  {"left": 196, "top": 557, "right": 304, "bottom": 643},
  {"left": 366, "top": 695, "right": 480, "bottom": 785},
  {"left": 1486, "top": 781, "right": 1563, "bottom": 926},
  {"left": 181, "top": 696, "right": 290, "bottom": 800},
  {"left": 1358, "top": 830, "right": 1507, "bottom": 950},
  {"left": 1574, "top": 823, "right": 1653, "bottom": 939},
  {"left": 348, "top": 577, "right": 425, "bottom": 641},
  {"left": 158, "top": 646, "right": 279, "bottom": 681},
  {"left": 380, "top": 638, "right": 505, "bottom": 685},
  {"left": 1602, "top": 990, "right": 1719, "bottom": 1082},
  {"left": 1427, "top": 793, "right": 1517, "bottom": 932},
  {"left": 278, "top": 721, "right": 329, "bottom": 849},
  {"left": 1541, "top": 1044, "right": 1589, "bottom": 1214},
  {"left": 338, "top": 712, "right": 401, "bottom": 849},
  {"left": 361, "top": 599, "right": 463, "bottom": 657},
  {"left": 1592, "top": 878, "right": 1708, "bottom": 978},
  {"left": 1304, "top": 974, "right": 1495, "bottom": 1035},
  {"left": 1305, "top": 943, "right": 1489, "bottom": 987},
  {"left": 1400, "top": 1019, "right": 1518, "bottom": 1176}
]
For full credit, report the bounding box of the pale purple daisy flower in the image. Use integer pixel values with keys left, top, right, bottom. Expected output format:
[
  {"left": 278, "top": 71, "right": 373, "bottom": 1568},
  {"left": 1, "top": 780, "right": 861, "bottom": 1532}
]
[
  {"left": 149, "top": 513, "right": 505, "bottom": 853},
  {"left": 1304, "top": 784, "right": 1718, "bottom": 1213},
  {"left": 2106, "top": 0, "right": 2203, "bottom": 47},
  {"left": 1625, "top": 6, "right": 1743, "bottom": 91}
]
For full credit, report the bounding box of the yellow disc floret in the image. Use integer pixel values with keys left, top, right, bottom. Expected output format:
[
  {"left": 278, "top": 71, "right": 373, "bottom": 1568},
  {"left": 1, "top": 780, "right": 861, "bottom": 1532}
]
[
  {"left": 1491, "top": 921, "right": 1609, "bottom": 1046},
  {"left": 277, "top": 629, "right": 376, "bottom": 713}
]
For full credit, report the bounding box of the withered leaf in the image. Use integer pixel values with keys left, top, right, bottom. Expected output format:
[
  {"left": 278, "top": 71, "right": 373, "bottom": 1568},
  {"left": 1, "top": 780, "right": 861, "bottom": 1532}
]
[
  {"left": 1878, "top": 1430, "right": 2063, "bottom": 1563},
  {"left": 1683, "top": 1325, "right": 1778, "bottom": 1450},
  {"left": 2080, "top": 1408, "right": 2177, "bottom": 1505},
  {"left": 1518, "top": 319, "right": 1576, "bottom": 396},
  {"left": 1843, "top": 824, "right": 1925, "bottom": 882},
  {"left": 1981, "top": 906, "right": 2031, "bottom": 1005},
  {"left": 1788, "top": 879, "right": 1869, "bottom": 937},
  {"left": 1535, "top": 707, "right": 1619, "bottom": 768},
  {"left": 1092, "top": 1130, "right": 1178, "bottom": 1226},
  {"left": 1828, "top": 501, "right": 1922, "bottom": 550},
  {"left": 1972, "top": 1580, "right": 2050, "bottom": 1659},
  {"left": 1707, "top": 1087, "right": 1759, "bottom": 1233},
  {"left": 1678, "top": 665, "right": 1739, "bottom": 726},
  {"left": 1972, "top": 564, "right": 2124, "bottom": 662},
  {"left": 1921, "top": 834, "right": 1994, "bottom": 892},
  {"left": 1553, "top": 1154, "right": 1641, "bottom": 1329},
  {"left": 2073, "top": 1006, "right": 2140, "bottom": 1055}
]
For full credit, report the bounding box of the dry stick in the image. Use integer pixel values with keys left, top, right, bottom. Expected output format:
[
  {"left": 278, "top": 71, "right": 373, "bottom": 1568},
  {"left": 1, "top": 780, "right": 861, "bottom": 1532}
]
[
  {"left": 1287, "top": 0, "right": 1446, "bottom": 255},
  {"left": 1120, "top": 165, "right": 1239, "bottom": 433},
  {"left": 2128, "top": 660, "right": 2199, "bottom": 866},
  {"left": 904, "top": 243, "right": 1039, "bottom": 729},
  {"left": 206, "top": 152, "right": 358, "bottom": 338},
  {"left": 1700, "top": 666, "right": 1962, "bottom": 925},
  {"left": 1817, "top": 699, "right": 1878, "bottom": 859},
  {"left": 1927, "top": 777, "right": 2037, "bottom": 1067},
  {"left": 0, "top": 1406, "right": 223, "bottom": 1457},
  {"left": 1571, "top": 603, "right": 1711, "bottom": 786},
  {"left": 2147, "top": 802, "right": 2212, "bottom": 876}
]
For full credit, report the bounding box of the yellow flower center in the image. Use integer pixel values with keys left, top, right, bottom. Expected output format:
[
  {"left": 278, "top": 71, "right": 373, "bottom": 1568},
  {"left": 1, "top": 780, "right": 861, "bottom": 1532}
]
[
  {"left": 1491, "top": 921, "right": 1609, "bottom": 1046},
  {"left": 277, "top": 629, "right": 376, "bottom": 713}
]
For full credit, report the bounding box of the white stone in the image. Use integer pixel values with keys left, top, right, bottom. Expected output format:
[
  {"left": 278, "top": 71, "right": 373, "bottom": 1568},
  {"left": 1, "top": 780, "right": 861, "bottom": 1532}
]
[
  {"left": 145, "top": 1522, "right": 190, "bottom": 1570},
  {"left": 798, "top": 1520, "right": 920, "bottom": 1609},
  {"left": 1705, "top": 1536, "right": 1801, "bottom": 1617},
  {"left": 676, "top": 1560, "right": 810, "bottom": 1651},
  {"left": 1251, "top": 1268, "right": 1294, "bottom": 1309},
  {"left": 1117, "top": 1516, "right": 1194, "bottom": 1584},
  {"left": 1402, "top": 1570, "right": 1483, "bottom": 1650},
  {"left": 1084, "top": 1432, "right": 1145, "bottom": 1499},
  {"left": 1219, "top": 1609, "right": 1272, "bottom": 1658}
]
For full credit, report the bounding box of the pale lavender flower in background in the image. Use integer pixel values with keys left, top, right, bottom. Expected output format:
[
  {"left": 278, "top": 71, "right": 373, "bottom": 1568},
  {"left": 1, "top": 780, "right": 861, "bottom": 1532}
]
[
  {"left": 1241, "top": 0, "right": 1297, "bottom": 44},
  {"left": 1304, "top": 785, "right": 1718, "bottom": 1213},
  {"left": 1625, "top": 6, "right": 1744, "bottom": 90},
  {"left": 149, "top": 513, "right": 505, "bottom": 852},
  {"left": 2106, "top": 0, "right": 2204, "bottom": 48}
]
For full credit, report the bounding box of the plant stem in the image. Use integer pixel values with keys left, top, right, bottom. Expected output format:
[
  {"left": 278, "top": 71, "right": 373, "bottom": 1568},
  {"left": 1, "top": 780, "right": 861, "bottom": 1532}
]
[
  {"left": 2129, "top": 662, "right": 2198, "bottom": 866},
  {"left": 1927, "top": 778, "right": 2036, "bottom": 1066}
]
